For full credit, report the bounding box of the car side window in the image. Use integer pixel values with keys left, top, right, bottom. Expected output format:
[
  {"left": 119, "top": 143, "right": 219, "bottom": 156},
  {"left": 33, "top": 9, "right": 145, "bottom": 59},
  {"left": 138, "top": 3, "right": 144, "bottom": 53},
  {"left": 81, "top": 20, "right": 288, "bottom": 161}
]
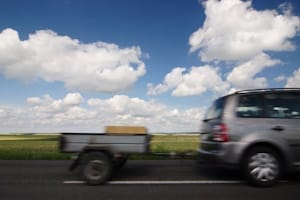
[
  {"left": 237, "top": 94, "right": 263, "bottom": 118},
  {"left": 265, "top": 92, "right": 300, "bottom": 119}
]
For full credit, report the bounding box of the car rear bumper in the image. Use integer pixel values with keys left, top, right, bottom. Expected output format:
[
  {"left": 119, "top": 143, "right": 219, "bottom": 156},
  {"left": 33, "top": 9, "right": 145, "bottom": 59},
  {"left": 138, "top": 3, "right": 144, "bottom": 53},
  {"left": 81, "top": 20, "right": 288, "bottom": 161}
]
[
  {"left": 198, "top": 149, "right": 223, "bottom": 163},
  {"left": 198, "top": 141, "right": 241, "bottom": 168}
]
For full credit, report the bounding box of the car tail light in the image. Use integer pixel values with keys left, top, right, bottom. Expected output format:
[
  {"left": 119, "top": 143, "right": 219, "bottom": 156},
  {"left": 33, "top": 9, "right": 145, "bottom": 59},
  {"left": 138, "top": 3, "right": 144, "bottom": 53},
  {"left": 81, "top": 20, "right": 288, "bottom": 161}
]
[{"left": 212, "top": 123, "right": 229, "bottom": 142}]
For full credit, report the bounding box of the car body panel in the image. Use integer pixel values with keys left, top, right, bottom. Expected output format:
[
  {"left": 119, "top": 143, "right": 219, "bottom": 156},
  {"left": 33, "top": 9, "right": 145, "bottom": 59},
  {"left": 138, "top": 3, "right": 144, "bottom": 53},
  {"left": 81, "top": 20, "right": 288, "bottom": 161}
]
[{"left": 199, "top": 89, "right": 300, "bottom": 171}]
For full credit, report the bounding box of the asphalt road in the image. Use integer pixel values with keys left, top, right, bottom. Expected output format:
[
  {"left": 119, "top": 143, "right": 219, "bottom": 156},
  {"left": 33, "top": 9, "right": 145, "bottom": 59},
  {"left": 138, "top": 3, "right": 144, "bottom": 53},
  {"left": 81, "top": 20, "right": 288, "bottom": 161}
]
[{"left": 0, "top": 160, "right": 299, "bottom": 200}]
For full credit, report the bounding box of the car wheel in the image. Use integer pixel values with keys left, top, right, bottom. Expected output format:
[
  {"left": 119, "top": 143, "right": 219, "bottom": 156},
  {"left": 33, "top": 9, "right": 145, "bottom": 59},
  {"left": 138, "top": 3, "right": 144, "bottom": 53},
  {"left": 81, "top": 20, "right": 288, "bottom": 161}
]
[
  {"left": 243, "top": 147, "right": 281, "bottom": 187},
  {"left": 81, "top": 152, "right": 112, "bottom": 185}
]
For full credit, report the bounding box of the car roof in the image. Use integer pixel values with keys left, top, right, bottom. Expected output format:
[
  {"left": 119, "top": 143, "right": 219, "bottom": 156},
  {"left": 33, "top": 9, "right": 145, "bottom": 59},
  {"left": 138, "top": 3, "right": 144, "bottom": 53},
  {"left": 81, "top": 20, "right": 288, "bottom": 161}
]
[
  {"left": 234, "top": 88, "right": 300, "bottom": 95},
  {"left": 213, "top": 88, "right": 300, "bottom": 102}
]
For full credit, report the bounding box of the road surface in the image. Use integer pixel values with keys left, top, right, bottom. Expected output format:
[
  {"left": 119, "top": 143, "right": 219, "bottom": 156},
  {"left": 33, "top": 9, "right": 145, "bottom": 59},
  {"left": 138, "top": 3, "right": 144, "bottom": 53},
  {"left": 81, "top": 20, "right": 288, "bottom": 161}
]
[{"left": 0, "top": 160, "right": 299, "bottom": 200}]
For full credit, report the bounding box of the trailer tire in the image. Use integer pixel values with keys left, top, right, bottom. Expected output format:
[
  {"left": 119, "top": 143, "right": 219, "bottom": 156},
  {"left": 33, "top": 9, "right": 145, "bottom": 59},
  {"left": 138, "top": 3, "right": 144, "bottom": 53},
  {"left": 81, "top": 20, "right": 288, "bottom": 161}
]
[{"left": 81, "top": 152, "right": 112, "bottom": 185}]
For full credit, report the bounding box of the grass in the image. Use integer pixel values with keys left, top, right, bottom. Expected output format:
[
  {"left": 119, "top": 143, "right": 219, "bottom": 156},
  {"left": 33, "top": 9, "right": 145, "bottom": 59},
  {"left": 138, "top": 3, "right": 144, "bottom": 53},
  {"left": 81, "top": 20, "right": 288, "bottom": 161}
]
[
  {"left": 0, "top": 135, "right": 70, "bottom": 160},
  {"left": 0, "top": 134, "right": 200, "bottom": 160},
  {"left": 150, "top": 134, "right": 199, "bottom": 153}
]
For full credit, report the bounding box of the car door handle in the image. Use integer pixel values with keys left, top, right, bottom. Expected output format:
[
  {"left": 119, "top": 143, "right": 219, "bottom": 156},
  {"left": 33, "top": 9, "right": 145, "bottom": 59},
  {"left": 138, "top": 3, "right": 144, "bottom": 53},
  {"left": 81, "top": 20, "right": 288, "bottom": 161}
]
[{"left": 271, "top": 126, "right": 284, "bottom": 132}]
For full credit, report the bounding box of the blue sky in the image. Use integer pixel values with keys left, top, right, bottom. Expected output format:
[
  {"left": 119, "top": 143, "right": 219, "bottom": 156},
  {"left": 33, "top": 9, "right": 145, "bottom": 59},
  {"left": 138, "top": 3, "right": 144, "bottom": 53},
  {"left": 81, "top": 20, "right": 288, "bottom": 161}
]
[{"left": 0, "top": 0, "right": 299, "bottom": 133}]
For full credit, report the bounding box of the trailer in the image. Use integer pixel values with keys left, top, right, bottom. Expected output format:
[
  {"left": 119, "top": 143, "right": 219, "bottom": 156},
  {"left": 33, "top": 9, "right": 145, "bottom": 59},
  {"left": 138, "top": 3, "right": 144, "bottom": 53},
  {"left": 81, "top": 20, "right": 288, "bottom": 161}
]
[{"left": 59, "top": 126, "right": 151, "bottom": 185}]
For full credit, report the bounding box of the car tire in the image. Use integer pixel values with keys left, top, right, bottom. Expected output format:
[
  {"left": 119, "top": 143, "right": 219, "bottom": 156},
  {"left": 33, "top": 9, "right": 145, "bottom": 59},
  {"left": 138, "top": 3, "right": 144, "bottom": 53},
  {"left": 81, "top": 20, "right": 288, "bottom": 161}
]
[
  {"left": 243, "top": 146, "right": 281, "bottom": 187},
  {"left": 81, "top": 152, "right": 112, "bottom": 185}
]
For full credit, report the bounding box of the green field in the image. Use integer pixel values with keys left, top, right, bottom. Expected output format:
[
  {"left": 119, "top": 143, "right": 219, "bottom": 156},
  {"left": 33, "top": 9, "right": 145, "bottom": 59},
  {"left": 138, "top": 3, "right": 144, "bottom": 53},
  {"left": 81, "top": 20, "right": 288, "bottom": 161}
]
[
  {"left": 150, "top": 134, "right": 199, "bottom": 153},
  {"left": 0, "top": 135, "right": 70, "bottom": 160},
  {"left": 0, "top": 134, "right": 200, "bottom": 160}
]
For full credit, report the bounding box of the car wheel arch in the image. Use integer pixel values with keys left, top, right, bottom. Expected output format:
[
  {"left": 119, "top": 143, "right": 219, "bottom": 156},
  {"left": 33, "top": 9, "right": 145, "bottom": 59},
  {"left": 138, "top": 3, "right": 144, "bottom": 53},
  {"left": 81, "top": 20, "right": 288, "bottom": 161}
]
[{"left": 239, "top": 142, "right": 287, "bottom": 172}]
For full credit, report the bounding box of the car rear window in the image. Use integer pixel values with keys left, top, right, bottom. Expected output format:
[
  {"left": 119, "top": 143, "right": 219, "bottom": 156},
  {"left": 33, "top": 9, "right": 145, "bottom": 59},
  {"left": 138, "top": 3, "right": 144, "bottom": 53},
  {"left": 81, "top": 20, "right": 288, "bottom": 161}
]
[{"left": 204, "top": 97, "right": 226, "bottom": 120}]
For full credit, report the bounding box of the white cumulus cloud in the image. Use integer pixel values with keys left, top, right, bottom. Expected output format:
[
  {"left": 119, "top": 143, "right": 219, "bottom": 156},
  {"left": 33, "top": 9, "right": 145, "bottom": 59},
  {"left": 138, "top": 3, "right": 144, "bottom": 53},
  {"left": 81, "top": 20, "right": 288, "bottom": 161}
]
[
  {"left": 147, "top": 67, "right": 185, "bottom": 95},
  {"left": 227, "top": 53, "right": 281, "bottom": 89},
  {"left": 88, "top": 95, "right": 166, "bottom": 117},
  {"left": 27, "top": 93, "right": 83, "bottom": 114},
  {"left": 0, "top": 94, "right": 205, "bottom": 133},
  {"left": 88, "top": 95, "right": 205, "bottom": 132},
  {"left": 189, "top": 0, "right": 300, "bottom": 62},
  {"left": 172, "top": 66, "right": 229, "bottom": 96},
  {"left": 0, "top": 28, "right": 146, "bottom": 93},
  {"left": 285, "top": 68, "right": 300, "bottom": 87},
  {"left": 148, "top": 65, "right": 229, "bottom": 96},
  {"left": 274, "top": 75, "right": 286, "bottom": 82}
]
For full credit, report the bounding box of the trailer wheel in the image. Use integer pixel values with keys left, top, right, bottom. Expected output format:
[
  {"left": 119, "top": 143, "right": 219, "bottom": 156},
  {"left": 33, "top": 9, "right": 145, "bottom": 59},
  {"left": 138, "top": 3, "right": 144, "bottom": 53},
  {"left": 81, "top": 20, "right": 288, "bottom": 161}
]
[{"left": 81, "top": 152, "right": 112, "bottom": 185}]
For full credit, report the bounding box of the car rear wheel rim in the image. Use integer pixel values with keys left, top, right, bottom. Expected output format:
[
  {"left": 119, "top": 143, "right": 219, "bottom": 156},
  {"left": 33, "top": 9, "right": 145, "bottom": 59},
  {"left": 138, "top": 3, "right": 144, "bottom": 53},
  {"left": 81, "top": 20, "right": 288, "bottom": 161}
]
[{"left": 248, "top": 153, "right": 279, "bottom": 182}]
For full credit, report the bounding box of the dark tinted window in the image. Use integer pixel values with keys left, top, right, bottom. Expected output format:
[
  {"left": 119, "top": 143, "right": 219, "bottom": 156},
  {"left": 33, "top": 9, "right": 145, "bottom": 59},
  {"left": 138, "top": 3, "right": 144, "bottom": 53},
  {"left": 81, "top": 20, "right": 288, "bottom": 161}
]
[
  {"left": 204, "top": 97, "right": 226, "bottom": 120},
  {"left": 265, "top": 92, "right": 300, "bottom": 119},
  {"left": 237, "top": 94, "right": 263, "bottom": 118}
]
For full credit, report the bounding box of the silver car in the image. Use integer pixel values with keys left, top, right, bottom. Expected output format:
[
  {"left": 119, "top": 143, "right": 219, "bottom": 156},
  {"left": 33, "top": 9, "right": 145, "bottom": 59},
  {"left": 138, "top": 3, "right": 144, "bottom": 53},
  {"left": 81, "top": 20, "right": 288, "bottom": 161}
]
[{"left": 199, "top": 88, "right": 300, "bottom": 187}]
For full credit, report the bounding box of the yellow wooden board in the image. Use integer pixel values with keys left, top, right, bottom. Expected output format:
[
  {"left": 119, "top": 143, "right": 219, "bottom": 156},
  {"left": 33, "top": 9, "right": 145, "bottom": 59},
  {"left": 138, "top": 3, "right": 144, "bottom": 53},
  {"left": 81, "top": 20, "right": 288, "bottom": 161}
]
[{"left": 105, "top": 126, "right": 148, "bottom": 135}]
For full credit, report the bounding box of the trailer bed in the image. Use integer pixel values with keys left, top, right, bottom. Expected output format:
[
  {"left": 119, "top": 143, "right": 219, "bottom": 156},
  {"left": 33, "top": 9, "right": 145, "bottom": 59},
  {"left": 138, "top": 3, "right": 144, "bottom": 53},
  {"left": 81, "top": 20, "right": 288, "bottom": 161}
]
[{"left": 60, "top": 133, "right": 150, "bottom": 154}]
